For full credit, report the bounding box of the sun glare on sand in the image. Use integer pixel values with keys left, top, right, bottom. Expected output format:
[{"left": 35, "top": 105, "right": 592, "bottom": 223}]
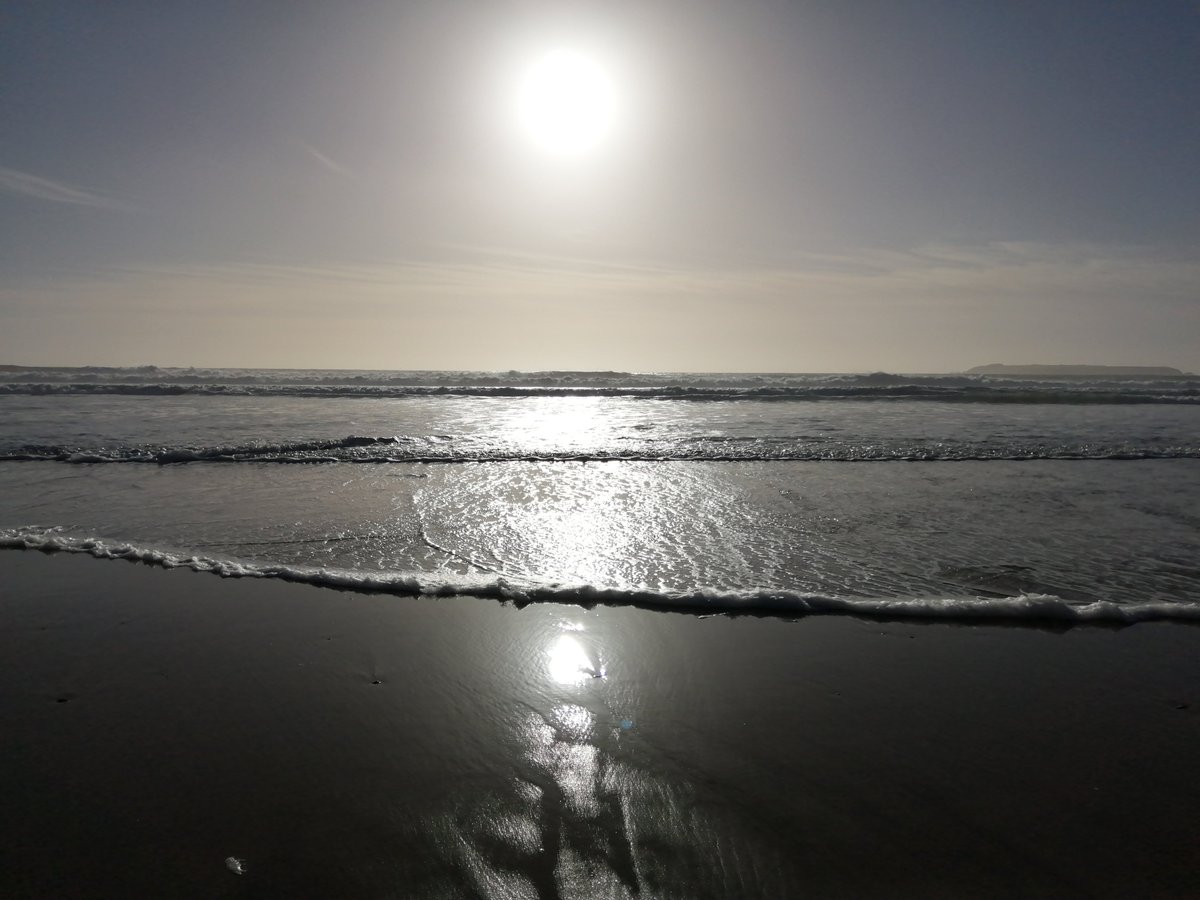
[{"left": 513, "top": 48, "right": 619, "bottom": 157}]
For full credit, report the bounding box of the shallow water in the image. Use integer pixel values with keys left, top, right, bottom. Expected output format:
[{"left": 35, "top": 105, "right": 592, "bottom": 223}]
[
  {"left": 2, "top": 392, "right": 1197, "bottom": 461},
  {"left": 1, "top": 369, "right": 1198, "bottom": 620}
]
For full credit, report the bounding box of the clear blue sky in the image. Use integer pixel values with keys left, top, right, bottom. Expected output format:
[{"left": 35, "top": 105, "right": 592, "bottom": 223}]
[{"left": 2, "top": 0, "right": 1197, "bottom": 372}]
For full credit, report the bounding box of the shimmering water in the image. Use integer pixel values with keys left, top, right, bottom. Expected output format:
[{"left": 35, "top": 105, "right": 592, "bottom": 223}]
[
  {"left": 4, "top": 368, "right": 1200, "bottom": 897},
  {"left": 2, "top": 368, "right": 1198, "bottom": 620}
]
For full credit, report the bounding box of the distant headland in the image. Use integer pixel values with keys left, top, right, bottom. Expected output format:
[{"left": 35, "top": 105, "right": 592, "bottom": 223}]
[{"left": 967, "top": 364, "right": 1184, "bottom": 376}]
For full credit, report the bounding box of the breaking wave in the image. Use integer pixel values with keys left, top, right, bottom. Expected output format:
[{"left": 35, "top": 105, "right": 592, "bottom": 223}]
[
  {"left": 5, "top": 527, "right": 1200, "bottom": 623},
  {"left": 3, "top": 434, "right": 1197, "bottom": 463}
]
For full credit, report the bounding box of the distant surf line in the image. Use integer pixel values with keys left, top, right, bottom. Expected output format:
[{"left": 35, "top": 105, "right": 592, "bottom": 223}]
[
  {"left": 4, "top": 449, "right": 1198, "bottom": 464},
  {"left": 2, "top": 382, "right": 1197, "bottom": 404}
]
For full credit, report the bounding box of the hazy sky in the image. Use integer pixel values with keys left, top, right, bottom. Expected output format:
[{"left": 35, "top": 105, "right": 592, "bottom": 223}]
[{"left": 2, "top": 1, "right": 1197, "bottom": 372}]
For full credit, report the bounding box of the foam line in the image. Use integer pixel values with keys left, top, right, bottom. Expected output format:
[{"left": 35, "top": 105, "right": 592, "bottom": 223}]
[{"left": 5, "top": 528, "right": 1199, "bottom": 624}]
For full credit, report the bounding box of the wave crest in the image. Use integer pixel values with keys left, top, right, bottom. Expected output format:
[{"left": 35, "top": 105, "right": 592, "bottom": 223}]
[
  {"left": 5, "top": 528, "right": 1199, "bottom": 624},
  {"left": 3, "top": 434, "right": 1197, "bottom": 464}
]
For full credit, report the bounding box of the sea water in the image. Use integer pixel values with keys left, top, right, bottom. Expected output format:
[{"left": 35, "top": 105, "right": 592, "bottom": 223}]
[
  {"left": 4, "top": 367, "right": 1200, "bottom": 897},
  {"left": 2, "top": 367, "right": 1198, "bottom": 621}
]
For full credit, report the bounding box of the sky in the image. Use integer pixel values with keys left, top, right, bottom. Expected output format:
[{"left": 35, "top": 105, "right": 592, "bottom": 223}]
[{"left": 2, "top": 0, "right": 1198, "bottom": 373}]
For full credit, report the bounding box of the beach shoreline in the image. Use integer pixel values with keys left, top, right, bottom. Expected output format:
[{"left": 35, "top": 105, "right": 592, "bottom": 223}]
[{"left": 3, "top": 549, "right": 1199, "bottom": 898}]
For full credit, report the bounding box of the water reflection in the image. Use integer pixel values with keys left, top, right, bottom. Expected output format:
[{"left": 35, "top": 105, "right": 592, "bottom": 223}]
[
  {"left": 427, "top": 621, "right": 796, "bottom": 898},
  {"left": 509, "top": 696, "right": 644, "bottom": 898},
  {"left": 546, "top": 634, "right": 604, "bottom": 685},
  {"left": 490, "top": 396, "right": 616, "bottom": 454},
  {"left": 415, "top": 460, "right": 723, "bottom": 591},
  {"left": 430, "top": 623, "right": 645, "bottom": 898}
]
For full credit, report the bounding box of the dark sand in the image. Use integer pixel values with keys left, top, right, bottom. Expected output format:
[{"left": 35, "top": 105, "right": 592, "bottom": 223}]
[{"left": 2, "top": 550, "right": 1199, "bottom": 899}]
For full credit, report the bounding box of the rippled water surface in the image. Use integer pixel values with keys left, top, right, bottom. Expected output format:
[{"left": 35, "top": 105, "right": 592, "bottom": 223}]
[
  {"left": 2, "top": 369, "right": 1198, "bottom": 620},
  {"left": 2, "top": 393, "right": 1198, "bottom": 461}
]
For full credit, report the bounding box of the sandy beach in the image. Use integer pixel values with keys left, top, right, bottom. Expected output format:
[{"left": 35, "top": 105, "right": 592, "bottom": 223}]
[{"left": 2, "top": 549, "right": 1199, "bottom": 899}]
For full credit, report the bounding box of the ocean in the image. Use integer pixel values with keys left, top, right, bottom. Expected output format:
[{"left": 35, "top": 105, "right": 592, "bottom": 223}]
[
  {"left": 3, "top": 366, "right": 1198, "bottom": 622},
  {"left": 5, "top": 366, "right": 1200, "bottom": 898}
]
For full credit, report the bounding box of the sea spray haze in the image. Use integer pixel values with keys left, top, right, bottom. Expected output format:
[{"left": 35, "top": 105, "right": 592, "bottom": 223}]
[{"left": 1, "top": 367, "right": 1198, "bottom": 621}]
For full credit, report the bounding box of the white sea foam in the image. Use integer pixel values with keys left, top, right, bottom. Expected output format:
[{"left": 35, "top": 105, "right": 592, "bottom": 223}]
[{"left": 5, "top": 528, "right": 1199, "bottom": 624}]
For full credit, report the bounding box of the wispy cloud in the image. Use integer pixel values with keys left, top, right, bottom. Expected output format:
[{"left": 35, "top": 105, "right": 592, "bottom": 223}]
[
  {"left": 3, "top": 240, "right": 1196, "bottom": 371},
  {"left": 297, "top": 141, "right": 354, "bottom": 178},
  {"left": 14, "top": 240, "right": 1198, "bottom": 318},
  {"left": 0, "top": 165, "right": 123, "bottom": 209}
]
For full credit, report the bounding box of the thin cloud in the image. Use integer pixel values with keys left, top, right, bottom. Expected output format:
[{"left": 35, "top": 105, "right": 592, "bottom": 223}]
[
  {"left": 4, "top": 239, "right": 1197, "bottom": 371},
  {"left": 298, "top": 142, "right": 354, "bottom": 178},
  {"left": 0, "top": 165, "right": 123, "bottom": 209},
  {"left": 435, "top": 242, "right": 696, "bottom": 279},
  {"left": 24, "top": 239, "right": 1200, "bottom": 317}
]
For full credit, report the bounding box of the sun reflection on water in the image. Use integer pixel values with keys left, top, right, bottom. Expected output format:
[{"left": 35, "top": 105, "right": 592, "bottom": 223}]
[
  {"left": 496, "top": 395, "right": 615, "bottom": 452},
  {"left": 425, "top": 621, "right": 795, "bottom": 898},
  {"left": 546, "top": 634, "right": 603, "bottom": 685}
]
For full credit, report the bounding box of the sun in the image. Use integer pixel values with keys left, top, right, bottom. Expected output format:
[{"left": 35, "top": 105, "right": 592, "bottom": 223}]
[{"left": 514, "top": 48, "right": 618, "bottom": 158}]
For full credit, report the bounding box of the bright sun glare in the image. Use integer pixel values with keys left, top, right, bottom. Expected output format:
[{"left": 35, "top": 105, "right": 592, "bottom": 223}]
[{"left": 514, "top": 48, "right": 618, "bottom": 157}]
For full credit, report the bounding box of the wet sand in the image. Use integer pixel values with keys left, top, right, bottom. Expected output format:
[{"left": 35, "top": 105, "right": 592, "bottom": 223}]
[{"left": 2, "top": 550, "right": 1199, "bottom": 899}]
